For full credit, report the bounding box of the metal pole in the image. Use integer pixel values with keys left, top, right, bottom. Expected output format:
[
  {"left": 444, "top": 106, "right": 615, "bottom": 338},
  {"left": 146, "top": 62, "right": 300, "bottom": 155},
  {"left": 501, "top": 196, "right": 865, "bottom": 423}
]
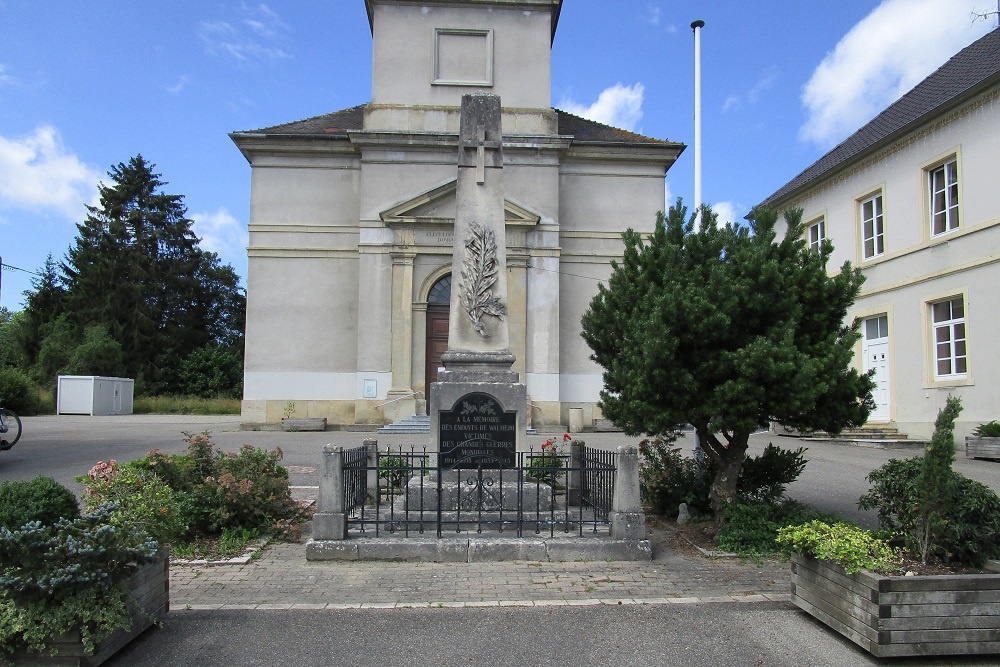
[
  {"left": 690, "top": 20, "right": 705, "bottom": 465},
  {"left": 691, "top": 20, "right": 704, "bottom": 229}
]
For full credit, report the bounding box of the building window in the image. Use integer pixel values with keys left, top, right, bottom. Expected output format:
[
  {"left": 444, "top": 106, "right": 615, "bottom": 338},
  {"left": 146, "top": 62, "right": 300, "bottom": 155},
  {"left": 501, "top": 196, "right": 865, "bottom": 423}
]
[
  {"left": 929, "top": 159, "right": 959, "bottom": 236},
  {"left": 932, "top": 297, "right": 967, "bottom": 379},
  {"left": 808, "top": 218, "right": 825, "bottom": 253},
  {"left": 860, "top": 193, "right": 884, "bottom": 259}
]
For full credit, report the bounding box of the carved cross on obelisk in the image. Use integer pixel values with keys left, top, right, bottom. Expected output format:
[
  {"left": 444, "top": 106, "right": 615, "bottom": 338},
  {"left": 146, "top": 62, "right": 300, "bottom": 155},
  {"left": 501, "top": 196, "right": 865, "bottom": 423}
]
[
  {"left": 432, "top": 93, "right": 525, "bottom": 459},
  {"left": 444, "top": 93, "right": 514, "bottom": 366}
]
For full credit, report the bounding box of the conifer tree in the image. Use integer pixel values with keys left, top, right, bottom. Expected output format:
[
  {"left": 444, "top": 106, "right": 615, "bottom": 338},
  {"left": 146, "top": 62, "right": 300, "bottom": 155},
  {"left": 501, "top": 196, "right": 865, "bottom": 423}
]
[
  {"left": 916, "top": 395, "right": 962, "bottom": 564},
  {"left": 55, "top": 155, "right": 245, "bottom": 393},
  {"left": 18, "top": 255, "right": 65, "bottom": 369},
  {"left": 582, "top": 200, "right": 875, "bottom": 522}
]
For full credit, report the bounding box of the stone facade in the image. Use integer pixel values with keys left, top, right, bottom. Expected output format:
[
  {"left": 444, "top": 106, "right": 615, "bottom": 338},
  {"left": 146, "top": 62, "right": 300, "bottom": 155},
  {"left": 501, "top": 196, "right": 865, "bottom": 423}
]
[
  {"left": 231, "top": 0, "right": 683, "bottom": 429},
  {"left": 762, "top": 29, "right": 1000, "bottom": 440}
]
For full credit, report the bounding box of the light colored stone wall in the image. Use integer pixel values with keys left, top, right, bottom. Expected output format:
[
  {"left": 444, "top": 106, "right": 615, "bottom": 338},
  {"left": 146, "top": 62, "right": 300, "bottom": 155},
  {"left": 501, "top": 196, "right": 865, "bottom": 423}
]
[
  {"left": 370, "top": 2, "right": 551, "bottom": 110},
  {"left": 556, "top": 158, "right": 666, "bottom": 420},
  {"left": 775, "top": 87, "right": 1000, "bottom": 439}
]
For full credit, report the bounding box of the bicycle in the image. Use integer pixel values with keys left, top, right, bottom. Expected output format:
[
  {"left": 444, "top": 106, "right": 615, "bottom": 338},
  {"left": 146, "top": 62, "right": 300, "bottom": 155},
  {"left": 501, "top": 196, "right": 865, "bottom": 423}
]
[{"left": 0, "top": 406, "right": 22, "bottom": 451}]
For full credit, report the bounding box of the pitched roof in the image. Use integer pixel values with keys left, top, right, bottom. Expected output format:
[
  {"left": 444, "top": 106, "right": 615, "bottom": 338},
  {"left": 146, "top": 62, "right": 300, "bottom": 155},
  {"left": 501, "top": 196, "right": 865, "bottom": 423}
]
[
  {"left": 554, "top": 109, "right": 680, "bottom": 146},
  {"left": 239, "top": 105, "right": 367, "bottom": 137},
  {"left": 761, "top": 27, "right": 1000, "bottom": 207},
  {"left": 234, "top": 104, "right": 682, "bottom": 148}
]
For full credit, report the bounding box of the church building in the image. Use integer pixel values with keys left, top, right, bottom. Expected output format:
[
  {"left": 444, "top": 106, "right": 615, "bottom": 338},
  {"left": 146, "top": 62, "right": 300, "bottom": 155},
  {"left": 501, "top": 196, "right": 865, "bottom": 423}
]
[{"left": 231, "top": 0, "right": 683, "bottom": 430}]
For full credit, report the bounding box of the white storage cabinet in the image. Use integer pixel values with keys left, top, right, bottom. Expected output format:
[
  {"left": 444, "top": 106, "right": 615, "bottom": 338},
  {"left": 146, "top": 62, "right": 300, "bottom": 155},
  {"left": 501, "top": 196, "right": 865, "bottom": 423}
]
[{"left": 57, "top": 376, "right": 135, "bottom": 416}]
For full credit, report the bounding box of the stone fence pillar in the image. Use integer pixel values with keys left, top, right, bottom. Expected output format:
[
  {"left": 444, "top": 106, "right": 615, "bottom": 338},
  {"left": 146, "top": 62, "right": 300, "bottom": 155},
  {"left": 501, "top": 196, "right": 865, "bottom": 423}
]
[
  {"left": 363, "top": 438, "right": 378, "bottom": 501},
  {"left": 611, "top": 445, "right": 645, "bottom": 540},
  {"left": 312, "top": 444, "right": 347, "bottom": 540},
  {"left": 565, "top": 439, "right": 584, "bottom": 506}
]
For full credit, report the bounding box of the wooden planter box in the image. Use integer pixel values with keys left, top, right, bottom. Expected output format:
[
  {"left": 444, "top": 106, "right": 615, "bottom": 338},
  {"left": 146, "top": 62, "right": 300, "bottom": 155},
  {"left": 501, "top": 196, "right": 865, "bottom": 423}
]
[
  {"left": 791, "top": 553, "right": 1000, "bottom": 657},
  {"left": 966, "top": 436, "right": 1000, "bottom": 459},
  {"left": 11, "top": 548, "right": 169, "bottom": 666}
]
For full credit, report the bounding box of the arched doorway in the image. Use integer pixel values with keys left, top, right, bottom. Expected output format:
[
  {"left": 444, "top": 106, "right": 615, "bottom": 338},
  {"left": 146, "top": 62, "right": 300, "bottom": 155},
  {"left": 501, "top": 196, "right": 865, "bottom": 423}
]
[{"left": 425, "top": 274, "right": 451, "bottom": 404}]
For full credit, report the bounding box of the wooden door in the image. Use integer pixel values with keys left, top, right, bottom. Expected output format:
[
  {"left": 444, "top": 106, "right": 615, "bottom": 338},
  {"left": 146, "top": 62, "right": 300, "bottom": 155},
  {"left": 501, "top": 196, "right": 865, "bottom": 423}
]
[{"left": 425, "top": 305, "right": 450, "bottom": 404}]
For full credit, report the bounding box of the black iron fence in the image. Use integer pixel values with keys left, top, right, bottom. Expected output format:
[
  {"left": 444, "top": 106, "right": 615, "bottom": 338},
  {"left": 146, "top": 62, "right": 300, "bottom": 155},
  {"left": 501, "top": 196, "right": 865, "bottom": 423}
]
[{"left": 336, "top": 443, "right": 617, "bottom": 538}]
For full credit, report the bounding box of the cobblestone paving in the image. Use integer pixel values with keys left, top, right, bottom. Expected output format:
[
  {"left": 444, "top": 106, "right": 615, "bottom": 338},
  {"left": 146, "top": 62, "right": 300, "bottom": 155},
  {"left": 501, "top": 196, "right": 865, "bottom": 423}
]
[{"left": 171, "top": 540, "right": 791, "bottom": 611}]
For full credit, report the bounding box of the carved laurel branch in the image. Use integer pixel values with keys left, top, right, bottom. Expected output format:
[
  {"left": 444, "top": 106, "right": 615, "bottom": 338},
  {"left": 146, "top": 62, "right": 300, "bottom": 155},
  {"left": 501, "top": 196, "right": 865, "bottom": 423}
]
[{"left": 459, "top": 221, "right": 506, "bottom": 337}]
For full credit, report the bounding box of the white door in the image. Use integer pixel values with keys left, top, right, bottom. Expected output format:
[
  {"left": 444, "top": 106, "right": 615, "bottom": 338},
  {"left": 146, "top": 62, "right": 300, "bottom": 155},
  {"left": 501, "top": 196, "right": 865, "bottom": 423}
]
[{"left": 863, "top": 315, "right": 890, "bottom": 422}]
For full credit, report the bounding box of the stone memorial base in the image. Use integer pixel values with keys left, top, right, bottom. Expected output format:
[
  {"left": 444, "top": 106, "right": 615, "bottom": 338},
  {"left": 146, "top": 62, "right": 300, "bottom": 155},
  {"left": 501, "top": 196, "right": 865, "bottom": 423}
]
[{"left": 396, "top": 470, "right": 553, "bottom": 512}]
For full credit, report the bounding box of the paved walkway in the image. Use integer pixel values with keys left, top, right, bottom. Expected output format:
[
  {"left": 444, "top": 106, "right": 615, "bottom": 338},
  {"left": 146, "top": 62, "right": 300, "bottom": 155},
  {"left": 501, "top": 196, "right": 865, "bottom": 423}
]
[{"left": 170, "top": 522, "right": 792, "bottom": 611}]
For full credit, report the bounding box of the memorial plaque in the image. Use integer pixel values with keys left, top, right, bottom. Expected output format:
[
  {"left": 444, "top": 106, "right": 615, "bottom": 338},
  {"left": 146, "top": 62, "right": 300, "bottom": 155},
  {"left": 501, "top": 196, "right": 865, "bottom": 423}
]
[{"left": 439, "top": 392, "right": 516, "bottom": 469}]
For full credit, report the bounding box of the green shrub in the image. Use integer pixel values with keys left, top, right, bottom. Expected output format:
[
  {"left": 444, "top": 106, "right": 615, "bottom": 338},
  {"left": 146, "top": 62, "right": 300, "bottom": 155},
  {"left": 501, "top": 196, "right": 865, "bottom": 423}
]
[
  {"left": 378, "top": 454, "right": 410, "bottom": 489},
  {"left": 716, "top": 499, "right": 834, "bottom": 557},
  {"left": 639, "top": 438, "right": 808, "bottom": 516},
  {"left": 639, "top": 436, "right": 712, "bottom": 515},
  {"left": 130, "top": 432, "right": 306, "bottom": 539},
  {"left": 177, "top": 344, "right": 243, "bottom": 399},
  {"left": 0, "top": 367, "right": 37, "bottom": 416},
  {"left": 973, "top": 421, "right": 1000, "bottom": 438},
  {"left": 775, "top": 520, "right": 901, "bottom": 574},
  {"left": 738, "top": 443, "right": 807, "bottom": 503},
  {"left": 0, "top": 504, "right": 158, "bottom": 657},
  {"left": 0, "top": 477, "right": 80, "bottom": 531},
  {"left": 78, "top": 460, "right": 185, "bottom": 544},
  {"left": 859, "top": 457, "right": 1000, "bottom": 566}
]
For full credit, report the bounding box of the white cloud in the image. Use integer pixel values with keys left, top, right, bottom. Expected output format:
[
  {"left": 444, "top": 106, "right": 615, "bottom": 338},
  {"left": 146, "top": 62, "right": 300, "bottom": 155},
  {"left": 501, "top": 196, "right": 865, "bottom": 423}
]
[
  {"left": 200, "top": 3, "right": 291, "bottom": 61},
  {"left": 0, "top": 126, "right": 101, "bottom": 219},
  {"left": 800, "top": 0, "right": 994, "bottom": 147},
  {"left": 191, "top": 207, "right": 248, "bottom": 259},
  {"left": 711, "top": 201, "right": 739, "bottom": 226},
  {"left": 0, "top": 64, "right": 16, "bottom": 87},
  {"left": 663, "top": 180, "right": 675, "bottom": 213},
  {"left": 166, "top": 75, "right": 190, "bottom": 95},
  {"left": 723, "top": 69, "right": 778, "bottom": 112},
  {"left": 646, "top": 5, "right": 661, "bottom": 26},
  {"left": 559, "top": 83, "right": 645, "bottom": 132}
]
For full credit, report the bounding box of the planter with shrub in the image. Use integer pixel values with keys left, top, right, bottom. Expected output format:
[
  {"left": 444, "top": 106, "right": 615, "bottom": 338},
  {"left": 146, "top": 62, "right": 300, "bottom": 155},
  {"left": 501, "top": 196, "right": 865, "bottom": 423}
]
[
  {"left": 0, "top": 478, "right": 167, "bottom": 666},
  {"left": 781, "top": 522, "right": 1000, "bottom": 658},
  {"left": 780, "top": 397, "right": 1000, "bottom": 657},
  {"left": 966, "top": 420, "right": 1000, "bottom": 459}
]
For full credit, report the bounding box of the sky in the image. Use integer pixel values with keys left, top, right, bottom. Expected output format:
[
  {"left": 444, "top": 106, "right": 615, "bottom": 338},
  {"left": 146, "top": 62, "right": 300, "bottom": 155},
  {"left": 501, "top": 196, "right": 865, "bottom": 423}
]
[{"left": 0, "top": 0, "right": 996, "bottom": 310}]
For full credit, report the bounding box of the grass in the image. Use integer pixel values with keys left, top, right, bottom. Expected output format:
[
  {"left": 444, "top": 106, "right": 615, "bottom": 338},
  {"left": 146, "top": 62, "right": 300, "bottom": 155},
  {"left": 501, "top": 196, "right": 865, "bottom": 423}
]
[
  {"left": 170, "top": 527, "right": 264, "bottom": 561},
  {"left": 132, "top": 395, "right": 240, "bottom": 415}
]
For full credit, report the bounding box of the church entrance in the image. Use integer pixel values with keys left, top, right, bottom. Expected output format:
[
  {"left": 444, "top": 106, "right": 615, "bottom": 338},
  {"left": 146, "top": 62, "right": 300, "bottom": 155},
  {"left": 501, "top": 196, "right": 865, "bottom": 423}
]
[{"left": 425, "top": 275, "right": 451, "bottom": 405}]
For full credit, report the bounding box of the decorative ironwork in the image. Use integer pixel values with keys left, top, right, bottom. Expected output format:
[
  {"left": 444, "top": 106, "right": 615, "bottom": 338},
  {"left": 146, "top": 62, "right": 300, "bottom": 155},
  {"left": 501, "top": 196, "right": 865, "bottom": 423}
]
[
  {"left": 339, "top": 442, "right": 617, "bottom": 539},
  {"left": 459, "top": 222, "right": 505, "bottom": 337}
]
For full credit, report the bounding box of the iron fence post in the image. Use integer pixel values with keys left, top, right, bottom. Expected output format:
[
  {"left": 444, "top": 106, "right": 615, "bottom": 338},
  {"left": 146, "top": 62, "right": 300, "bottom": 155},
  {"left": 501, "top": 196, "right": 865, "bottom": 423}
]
[
  {"left": 313, "top": 444, "right": 348, "bottom": 540},
  {"left": 610, "top": 445, "right": 645, "bottom": 540}
]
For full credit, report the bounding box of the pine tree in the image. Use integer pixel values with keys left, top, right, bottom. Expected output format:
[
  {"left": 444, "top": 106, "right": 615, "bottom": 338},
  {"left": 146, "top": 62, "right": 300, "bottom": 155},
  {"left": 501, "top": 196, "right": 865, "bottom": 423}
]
[
  {"left": 18, "top": 255, "right": 66, "bottom": 369},
  {"left": 582, "top": 200, "right": 875, "bottom": 523},
  {"left": 57, "top": 155, "right": 245, "bottom": 393}
]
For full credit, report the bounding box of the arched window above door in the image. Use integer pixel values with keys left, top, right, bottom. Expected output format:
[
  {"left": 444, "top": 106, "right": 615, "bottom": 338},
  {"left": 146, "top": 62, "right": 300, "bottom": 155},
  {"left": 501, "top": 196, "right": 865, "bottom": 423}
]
[{"left": 428, "top": 274, "right": 451, "bottom": 304}]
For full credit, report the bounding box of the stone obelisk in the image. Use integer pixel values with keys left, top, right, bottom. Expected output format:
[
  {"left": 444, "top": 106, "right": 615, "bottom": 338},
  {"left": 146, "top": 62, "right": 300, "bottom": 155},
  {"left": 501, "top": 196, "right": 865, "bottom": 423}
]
[{"left": 430, "top": 93, "right": 527, "bottom": 462}]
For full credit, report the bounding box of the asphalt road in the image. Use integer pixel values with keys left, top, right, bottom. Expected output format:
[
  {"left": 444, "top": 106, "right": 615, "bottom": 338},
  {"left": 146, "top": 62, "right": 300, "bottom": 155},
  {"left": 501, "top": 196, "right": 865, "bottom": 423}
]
[
  {"left": 106, "top": 605, "right": 1000, "bottom": 667},
  {"left": 5, "top": 414, "right": 1000, "bottom": 526}
]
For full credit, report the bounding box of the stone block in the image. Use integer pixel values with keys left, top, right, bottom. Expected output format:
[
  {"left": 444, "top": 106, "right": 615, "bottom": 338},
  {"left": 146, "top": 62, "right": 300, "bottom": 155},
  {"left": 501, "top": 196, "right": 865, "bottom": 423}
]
[
  {"left": 305, "top": 540, "right": 360, "bottom": 561},
  {"left": 468, "top": 538, "right": 548, "bottom": 562},
  {"left": 355, "top": 538, "right": 471, "bottom": 562},
  {"left": 311, "top": 513, "right": 347, "bottom": 541},
  {"left": 545, "top": 538, "right": 652, "bottom": 562},
  {"left": 611, "top": 510, "right": 646, "bottom": 540}
]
